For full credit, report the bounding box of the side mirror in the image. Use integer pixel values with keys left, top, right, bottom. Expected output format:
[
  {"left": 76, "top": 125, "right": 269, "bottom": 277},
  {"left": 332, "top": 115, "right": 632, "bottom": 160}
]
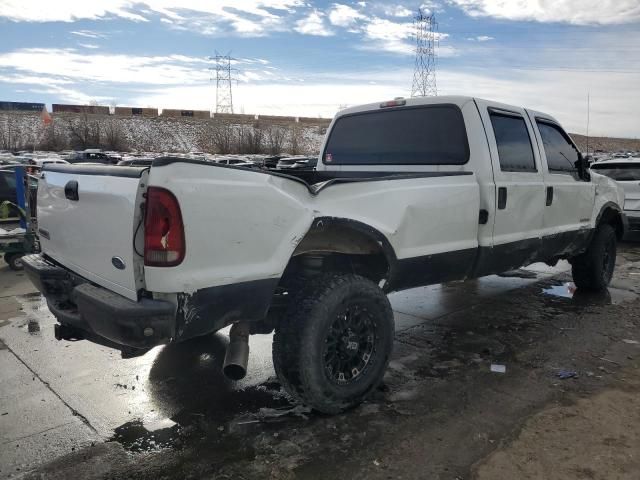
[{"left": 578, "top": 154, "right": 591, "bottom": 181}]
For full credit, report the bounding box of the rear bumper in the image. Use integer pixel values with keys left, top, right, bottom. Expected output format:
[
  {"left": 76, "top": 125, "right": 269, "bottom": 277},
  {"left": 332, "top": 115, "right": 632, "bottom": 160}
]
[{"left": 22, "top": 253, "right": 176, "bottom": 351}]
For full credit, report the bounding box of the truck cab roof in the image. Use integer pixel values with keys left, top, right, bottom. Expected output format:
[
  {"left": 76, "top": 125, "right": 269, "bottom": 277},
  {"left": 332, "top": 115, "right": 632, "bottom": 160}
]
[{"left": 337, "top": 95, "right": 561, "bottom": 126}]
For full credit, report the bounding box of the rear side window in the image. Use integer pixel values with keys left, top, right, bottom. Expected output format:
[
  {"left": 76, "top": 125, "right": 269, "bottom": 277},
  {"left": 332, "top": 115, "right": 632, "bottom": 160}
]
[
  {"left": 489, "top": 112, "right": 536, "bottom": 172},
  {"left": 323, "top": 105, "right": 469, "bottom": 165},
  {"left": 537, "top": 121, "right": 580, "bottom": 173}
]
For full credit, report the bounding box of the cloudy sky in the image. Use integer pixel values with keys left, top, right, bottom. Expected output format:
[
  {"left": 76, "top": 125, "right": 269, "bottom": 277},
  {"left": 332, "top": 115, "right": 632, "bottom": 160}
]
[{"left": 0, "top": 0, "right": 639, "bottom": 137}]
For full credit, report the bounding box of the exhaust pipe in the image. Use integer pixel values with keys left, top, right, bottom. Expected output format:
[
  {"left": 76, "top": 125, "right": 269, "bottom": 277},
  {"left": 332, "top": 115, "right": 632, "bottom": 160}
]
[{"left": 223, "top": 322, "right": 250, "bottom": 380}]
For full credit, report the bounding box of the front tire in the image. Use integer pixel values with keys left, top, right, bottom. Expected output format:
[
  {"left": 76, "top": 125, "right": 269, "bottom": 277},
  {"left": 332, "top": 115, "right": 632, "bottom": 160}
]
[
  {"left": 273, "top": 274, "right": 394, "bottom": 414},
  {"left": 571, "top": 224, "right": 616, "bottom": 291}
]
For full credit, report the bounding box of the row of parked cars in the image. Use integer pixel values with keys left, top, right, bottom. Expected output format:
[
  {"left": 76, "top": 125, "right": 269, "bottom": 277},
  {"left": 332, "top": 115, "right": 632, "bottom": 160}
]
[{"left": 1, "top": 149, "right": 318, "bottom": 171}]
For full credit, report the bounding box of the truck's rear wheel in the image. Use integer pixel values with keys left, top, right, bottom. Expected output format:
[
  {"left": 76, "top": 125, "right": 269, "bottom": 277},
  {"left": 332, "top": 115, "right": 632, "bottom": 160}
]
[
  {"left": 5, "top": 253, "right": 24, "bottom": 271},
  {"left": 273, "top": 273, "right": 394, "bottom": 414},
  {"left": 571, "top": 224, "right": 616, "bottom": 291}
]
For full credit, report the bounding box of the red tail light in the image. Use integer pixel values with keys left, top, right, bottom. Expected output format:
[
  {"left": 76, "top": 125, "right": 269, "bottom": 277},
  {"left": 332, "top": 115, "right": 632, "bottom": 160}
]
[{"left": 144, "top": 187, "right": 185, "bottom": 267}]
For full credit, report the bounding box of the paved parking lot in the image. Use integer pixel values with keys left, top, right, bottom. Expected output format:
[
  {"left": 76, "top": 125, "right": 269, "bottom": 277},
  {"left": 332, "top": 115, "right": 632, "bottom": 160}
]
[{"left": 1, "top": 245, "right": 639, "bottom": 479}]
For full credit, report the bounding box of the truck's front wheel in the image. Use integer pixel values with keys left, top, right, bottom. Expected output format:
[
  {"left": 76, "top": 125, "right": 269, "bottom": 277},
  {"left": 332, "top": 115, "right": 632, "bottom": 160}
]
[
  {"left": 273, "top": 274, "right": 394, "bottom": 414},
  {"left": 571, "top": 224, "right": 617, "bottom": 291}
]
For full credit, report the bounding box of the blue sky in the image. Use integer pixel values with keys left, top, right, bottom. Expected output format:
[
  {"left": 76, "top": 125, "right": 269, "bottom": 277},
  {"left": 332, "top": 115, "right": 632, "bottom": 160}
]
[{"left": 0, "top": 0, "right": 639, "bottom": 136}]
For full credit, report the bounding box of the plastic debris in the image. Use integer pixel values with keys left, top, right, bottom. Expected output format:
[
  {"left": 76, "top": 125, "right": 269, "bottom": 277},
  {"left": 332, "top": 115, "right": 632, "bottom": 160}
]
[
  {"left": 556, "top": 370, "right": 578, "bottom": 380},
  {"left": 490, "top": 364, "right": 506, "bottom": 373},
  {"left": 622, "top": 339, "right": 639, "bottom": 345}
]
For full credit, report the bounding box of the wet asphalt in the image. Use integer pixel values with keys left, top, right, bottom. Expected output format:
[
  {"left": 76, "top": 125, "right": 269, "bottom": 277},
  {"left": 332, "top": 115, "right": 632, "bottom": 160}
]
[{"left": 1, "top": 244, "right": 639, "bottom": 479}]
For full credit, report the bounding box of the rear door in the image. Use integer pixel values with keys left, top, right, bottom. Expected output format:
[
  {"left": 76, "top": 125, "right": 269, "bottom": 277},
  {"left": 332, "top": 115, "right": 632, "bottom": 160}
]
[
  {"left": 474, "top": 100, "right": 547, "bottom": 273},
  {"left": 37, "top": 165, "right": 147, "bottom": 300}
]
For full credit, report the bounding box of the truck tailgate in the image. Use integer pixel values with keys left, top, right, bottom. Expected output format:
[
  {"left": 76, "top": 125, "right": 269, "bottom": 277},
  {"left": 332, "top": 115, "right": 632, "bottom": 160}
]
[{"left": 37, "top": 165, "right": 147, "bottom": 300}]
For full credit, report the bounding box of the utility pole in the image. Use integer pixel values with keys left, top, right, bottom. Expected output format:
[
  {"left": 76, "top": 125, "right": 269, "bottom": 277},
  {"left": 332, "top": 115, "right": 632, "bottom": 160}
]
[
  {"left": 210, "top": 52, "right": 236, "bottom": 114},
  {"left": 586, "top": 92, "right": 590, "bottom": 156},
  {"left": 410, "top": 9, "right": 438, "bottom": 97}
]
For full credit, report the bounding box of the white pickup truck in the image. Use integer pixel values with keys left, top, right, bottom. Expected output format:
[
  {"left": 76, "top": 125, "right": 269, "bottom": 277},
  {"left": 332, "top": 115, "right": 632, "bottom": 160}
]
[{"left": 23, "top": 96, "right": 626, "bottom": 413}]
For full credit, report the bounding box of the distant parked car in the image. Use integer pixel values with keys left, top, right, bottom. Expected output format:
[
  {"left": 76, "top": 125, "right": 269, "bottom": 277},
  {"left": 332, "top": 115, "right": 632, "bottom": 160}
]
[
  {"left": 29, "top": 158, "right": 69, "bottom": 167},
  {"left": 591, "top": 158, "right": 640, "bottom": 237},
  {"left": 276, "top": 156, "right": 317, "bottom": 170},
  {"left": 117, "top": 158, "right": 154, "bottom": 167},
  {"left": 215, "top": 158, "right": 256, "bottom": 168},
  {"left": 66, "top": 150, "right": 112, "bottom": 164}
]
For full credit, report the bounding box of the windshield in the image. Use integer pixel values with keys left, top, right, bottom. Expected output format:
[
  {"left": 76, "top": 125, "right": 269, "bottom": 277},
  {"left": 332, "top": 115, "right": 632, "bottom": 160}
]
[{"left": 591, "top": 163, "right": 640, "bottom": 181}]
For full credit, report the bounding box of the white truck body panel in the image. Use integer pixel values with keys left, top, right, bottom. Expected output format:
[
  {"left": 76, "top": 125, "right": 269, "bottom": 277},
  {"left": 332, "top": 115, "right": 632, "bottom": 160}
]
[
  {"left": 37, "top": 168, "right": 146, "bottom": 300},
  {"left": 144, "top": 163, "right": 480, "bottom": 293}
]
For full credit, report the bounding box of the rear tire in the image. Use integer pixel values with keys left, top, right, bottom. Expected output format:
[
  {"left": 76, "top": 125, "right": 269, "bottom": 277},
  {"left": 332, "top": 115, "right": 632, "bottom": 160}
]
[
  {"left": 273, "top": 273, "right": 394, "bottom": 414},
  {"left": 5, "top": 253, "right": 24, "bottom": 271},
  {"left": 571, "top": 224, "right": 616, "bottom": 291}
]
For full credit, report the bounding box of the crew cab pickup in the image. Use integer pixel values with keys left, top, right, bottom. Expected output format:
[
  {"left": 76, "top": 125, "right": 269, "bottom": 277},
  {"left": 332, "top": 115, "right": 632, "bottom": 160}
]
[{"left": 22, "top": 96, "right": 626, "bottom": 413}]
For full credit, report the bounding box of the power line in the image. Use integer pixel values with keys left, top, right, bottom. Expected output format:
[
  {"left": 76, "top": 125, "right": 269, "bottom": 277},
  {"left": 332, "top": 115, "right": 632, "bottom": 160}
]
[
  {"left": 411, "top": 9, "right": 438, "bottom": 97},
  {"left": 210, "top": 52, "right": 237, "bottom": 114}
]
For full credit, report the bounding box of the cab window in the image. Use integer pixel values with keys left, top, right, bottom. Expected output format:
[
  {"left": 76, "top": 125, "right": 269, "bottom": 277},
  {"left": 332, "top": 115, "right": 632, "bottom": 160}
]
[
  {"left": 537, "top": 121, "right": 580, "bottom": 176},
  {"left": 489, "top": 111, "right": 537, "bottom": 172}
]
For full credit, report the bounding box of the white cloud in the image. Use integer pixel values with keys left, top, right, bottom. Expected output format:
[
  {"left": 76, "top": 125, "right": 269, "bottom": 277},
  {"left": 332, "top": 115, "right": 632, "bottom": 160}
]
[
  {"left": 382, "top": 5, "right": 414, "bottom": 17},
  {"left": 469, "top": 35, "right": 493, "bottom": 41},
  {"left": 328, "top": 4, "right": 364, "bottom": 27},
  {"left": 449, "top": 0, "right": 640, "bottom": 25},
  {"left": 78, "top": 43, "right": 100, "bottom": 49},
  {"left": 361, "top": 18, "right": 453, "bottom": 55},
  {"left": 0, "top": 48, "right": 210, "bottom": 85},
  {"left": 0, "top": 1, "right": 305, "bottom": 37},
  {"left": 70, "top": 30, "right": 106, "bottom": 39},
  {"left": 295, "top": 10, "right": 333, "bottom": 36}
]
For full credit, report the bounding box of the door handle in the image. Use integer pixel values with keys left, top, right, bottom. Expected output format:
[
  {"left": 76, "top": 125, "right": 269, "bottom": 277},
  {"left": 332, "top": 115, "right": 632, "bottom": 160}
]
[
  {"left": 498, "top": 187, "right": 507, "bottom": 210},
  {"left": 546, "top": 186, "right": 554, "bottom": 206}
]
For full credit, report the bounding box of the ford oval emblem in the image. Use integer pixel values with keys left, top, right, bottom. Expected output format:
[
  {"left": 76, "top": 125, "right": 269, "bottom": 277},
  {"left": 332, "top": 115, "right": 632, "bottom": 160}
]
[{"left": 112, "top": 257, "right": 126, "bottom": 270}]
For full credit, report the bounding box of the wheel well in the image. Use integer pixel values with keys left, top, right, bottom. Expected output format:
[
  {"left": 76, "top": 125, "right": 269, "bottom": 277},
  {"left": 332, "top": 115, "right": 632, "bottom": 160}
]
[
  {"left": 280, "top": 221, "right": 392, "bottom": 288},
  {"left": 599, "top": 207, "right": 624, "bottom": 240}
]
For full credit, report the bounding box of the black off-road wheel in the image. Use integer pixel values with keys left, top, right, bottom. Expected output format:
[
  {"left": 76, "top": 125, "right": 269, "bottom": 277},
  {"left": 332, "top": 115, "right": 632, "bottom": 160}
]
[
  {"left": 571, "top": 224, "right": 617, "bottom": 291},
  {"left": 5, "top": 253, "right": 24, "bottom": 271},
  {"left": 273, "top": 274, "right": 394, "bottom": 414}
]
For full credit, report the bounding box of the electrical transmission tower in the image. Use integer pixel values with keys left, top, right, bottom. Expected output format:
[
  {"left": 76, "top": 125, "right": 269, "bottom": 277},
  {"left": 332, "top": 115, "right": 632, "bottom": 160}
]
[
  {"left": 410, "top": 9, "right": 438, "bottom": 97},
  {"left": 211, "top": 52, "right": 236, "bottom": 114}
]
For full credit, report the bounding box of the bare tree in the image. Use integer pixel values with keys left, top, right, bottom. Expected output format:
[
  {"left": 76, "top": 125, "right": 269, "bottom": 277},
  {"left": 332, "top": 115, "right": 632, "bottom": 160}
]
[
  {"left": 237, "top": 123, "right": 264, "bottom": 154},
  {"left": 265, "top": 125, "right": 287, "bottom": 155},
  {"left": 199, "top": 120, "right": 236, "bottom": 154},
  {"left": 103, "top": 119, "right": 128, "bottom": 151},
  {"left": 38, "top": 122, "right": 68, "bottom": 151},
  {"left": 67, "top": 112, "right": 101, "bottom": 149},
  {"left": 289, "top": 123, "right": 305, "bottom": 155},
  {"left": 0, "top": 115, "right": 18, "bottom": 151}
]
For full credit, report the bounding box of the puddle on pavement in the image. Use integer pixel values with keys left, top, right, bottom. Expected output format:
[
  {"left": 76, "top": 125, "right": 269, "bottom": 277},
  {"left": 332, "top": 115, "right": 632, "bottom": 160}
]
[
  {"left": 542, "top": 282, "right": 638, "bottom": 305},
  {"left": 543, "top": 283, "right": 576, "bottom": 299},
  {"left": 110, "top": 419, "right": 182, "bottom": 453}
]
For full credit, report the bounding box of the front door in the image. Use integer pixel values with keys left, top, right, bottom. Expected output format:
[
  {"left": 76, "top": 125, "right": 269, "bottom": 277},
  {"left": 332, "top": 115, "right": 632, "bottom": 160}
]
[{"left": 527, "top": 112, "right": 596, "bottom": 256}]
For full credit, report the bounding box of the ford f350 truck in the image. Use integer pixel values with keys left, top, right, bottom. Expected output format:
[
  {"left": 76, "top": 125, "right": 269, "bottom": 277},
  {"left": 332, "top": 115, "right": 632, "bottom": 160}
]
[{"left": 22, "top": 96, "right": 626, "bottom": 413}]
